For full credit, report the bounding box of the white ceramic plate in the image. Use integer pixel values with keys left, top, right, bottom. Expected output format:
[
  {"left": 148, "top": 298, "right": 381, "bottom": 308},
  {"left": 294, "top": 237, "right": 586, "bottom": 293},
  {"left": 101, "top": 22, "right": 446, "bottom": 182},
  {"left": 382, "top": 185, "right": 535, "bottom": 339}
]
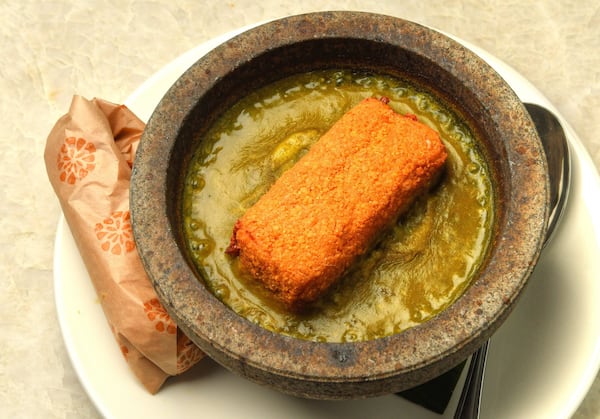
[{"left": 54, "top": 26, "right": 600, "bottom": 419}]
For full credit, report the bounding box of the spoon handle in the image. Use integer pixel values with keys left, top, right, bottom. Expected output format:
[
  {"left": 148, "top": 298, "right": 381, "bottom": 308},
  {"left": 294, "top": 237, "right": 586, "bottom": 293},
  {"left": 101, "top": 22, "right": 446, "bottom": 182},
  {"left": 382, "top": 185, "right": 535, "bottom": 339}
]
[{"left": 454, "top": 340, "right": 489, "bottom": 419}]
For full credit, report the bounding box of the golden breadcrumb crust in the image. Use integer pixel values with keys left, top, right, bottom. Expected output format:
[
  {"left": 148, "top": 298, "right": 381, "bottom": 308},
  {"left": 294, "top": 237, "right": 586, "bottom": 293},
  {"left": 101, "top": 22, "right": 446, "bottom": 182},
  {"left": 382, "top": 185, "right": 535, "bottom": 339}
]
[{"left": 228, "top": 97, "right": 447, "bottom": 309}]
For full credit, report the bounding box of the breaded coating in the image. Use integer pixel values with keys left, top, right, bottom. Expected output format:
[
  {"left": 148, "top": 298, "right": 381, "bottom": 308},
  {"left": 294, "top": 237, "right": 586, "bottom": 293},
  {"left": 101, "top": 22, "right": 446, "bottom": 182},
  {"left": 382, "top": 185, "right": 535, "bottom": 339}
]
[{"left": 227, "top": 97, "right": 447, "bottom": 309}]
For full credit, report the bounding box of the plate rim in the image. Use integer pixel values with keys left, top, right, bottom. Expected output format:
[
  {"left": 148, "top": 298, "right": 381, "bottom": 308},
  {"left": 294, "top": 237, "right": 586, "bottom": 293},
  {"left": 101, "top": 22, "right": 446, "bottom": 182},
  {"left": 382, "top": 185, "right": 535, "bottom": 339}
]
[{"left": 53, "top": 24, "right": 600, "bottom": 419}]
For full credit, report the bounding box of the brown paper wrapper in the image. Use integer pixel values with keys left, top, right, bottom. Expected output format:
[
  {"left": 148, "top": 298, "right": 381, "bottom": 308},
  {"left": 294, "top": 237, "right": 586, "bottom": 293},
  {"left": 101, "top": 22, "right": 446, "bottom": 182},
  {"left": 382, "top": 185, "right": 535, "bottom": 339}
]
[{"left": 45, "top": 95, "right": 204, "bottom": 393}]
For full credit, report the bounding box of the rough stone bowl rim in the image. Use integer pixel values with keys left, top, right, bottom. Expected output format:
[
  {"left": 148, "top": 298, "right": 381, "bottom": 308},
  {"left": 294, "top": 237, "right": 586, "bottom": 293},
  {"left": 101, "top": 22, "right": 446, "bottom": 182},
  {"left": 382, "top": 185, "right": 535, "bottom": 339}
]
[{"left": 130, "top": 11, "right": 549, "bottom": 398}]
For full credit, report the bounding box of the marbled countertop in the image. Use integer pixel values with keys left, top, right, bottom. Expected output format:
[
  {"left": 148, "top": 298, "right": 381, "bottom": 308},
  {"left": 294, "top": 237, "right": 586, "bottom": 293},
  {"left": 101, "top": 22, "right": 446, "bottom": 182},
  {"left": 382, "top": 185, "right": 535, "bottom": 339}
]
[{"left": 2, "top": 1, "right": 599, "bottom": 417}]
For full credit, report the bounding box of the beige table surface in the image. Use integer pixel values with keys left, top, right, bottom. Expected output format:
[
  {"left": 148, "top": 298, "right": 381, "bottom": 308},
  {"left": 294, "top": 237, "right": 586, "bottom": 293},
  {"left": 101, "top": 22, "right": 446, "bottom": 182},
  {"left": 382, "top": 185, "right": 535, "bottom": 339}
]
[{"left": 1, "top": 1, "right": 599, "bottom": 417}]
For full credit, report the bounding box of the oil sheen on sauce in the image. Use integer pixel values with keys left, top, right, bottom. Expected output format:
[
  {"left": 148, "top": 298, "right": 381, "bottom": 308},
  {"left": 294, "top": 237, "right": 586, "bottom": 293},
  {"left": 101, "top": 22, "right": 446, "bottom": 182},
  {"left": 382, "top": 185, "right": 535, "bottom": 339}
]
[{"left": 183, "top": 70, "right": 494, "bottom": 342}]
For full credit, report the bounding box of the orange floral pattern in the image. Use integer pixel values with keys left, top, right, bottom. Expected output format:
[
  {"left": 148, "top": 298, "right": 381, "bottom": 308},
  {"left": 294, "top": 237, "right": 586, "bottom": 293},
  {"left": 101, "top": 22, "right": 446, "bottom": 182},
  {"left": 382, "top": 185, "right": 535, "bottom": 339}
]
[
  {"left": 57, "top": 136, "right": 97, "bottom": 184},
  {"left": 143, "top": 298, "right": 177, "bottom": 334},
  {"left": 120, "top": 343, "right": 129, "bottom": 359},
  {"left": 177, "top": 332, "right": 204, "bottom": 374},
  {"left": 177, "top": 334, "right": 204, "bottom": 373},
  {"left": 95, "top": 211, "right": 136, "bottom": 255}
]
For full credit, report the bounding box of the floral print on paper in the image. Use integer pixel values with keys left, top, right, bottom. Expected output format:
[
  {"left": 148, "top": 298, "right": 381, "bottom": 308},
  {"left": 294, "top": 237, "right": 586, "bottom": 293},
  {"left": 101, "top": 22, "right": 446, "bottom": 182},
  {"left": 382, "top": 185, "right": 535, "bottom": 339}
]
[
  {"left": 57, "top": 136, "right": 97, "bottom": 184},
  {"left": 95, "top": 210, "right": 136, "bottom": 255},
  {"left": 120, "top": 343, "right": 129, "bottom": 360},
  {"left": 143, "top": 298, "right": 177, "bottom": 335},
  {"left": 177, "top": 334, "right": 204, "bottom": 373}
]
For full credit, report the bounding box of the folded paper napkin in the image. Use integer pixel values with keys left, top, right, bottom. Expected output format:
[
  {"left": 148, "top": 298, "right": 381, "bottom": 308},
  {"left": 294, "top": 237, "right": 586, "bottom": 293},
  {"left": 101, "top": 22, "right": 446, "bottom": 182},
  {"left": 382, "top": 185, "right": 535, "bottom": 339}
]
[{"left": 45, "top": 95, "right": 204, "bottom": 393}]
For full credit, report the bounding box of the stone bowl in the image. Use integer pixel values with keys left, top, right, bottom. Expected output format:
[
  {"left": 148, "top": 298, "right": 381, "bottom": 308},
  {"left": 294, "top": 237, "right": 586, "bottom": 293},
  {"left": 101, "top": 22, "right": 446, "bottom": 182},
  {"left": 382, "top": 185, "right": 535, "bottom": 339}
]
[{"left": 130, "top": 11, "right": 548, "bottom": 399}]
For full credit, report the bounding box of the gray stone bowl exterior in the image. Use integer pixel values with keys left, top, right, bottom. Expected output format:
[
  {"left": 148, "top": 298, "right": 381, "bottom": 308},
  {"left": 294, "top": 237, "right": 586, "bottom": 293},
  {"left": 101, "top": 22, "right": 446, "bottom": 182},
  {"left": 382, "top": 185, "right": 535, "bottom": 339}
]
[{"left": 130, "top": 11, "right": 548, "bottom": 399}]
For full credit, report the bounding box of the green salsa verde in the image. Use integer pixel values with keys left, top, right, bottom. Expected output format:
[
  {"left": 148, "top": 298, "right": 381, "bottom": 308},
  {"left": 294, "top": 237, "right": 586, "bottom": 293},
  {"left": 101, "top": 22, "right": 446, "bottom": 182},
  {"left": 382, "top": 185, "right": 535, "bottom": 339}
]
[{"left": 183, "top": 70, "right": 494, "bottom": 342}]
